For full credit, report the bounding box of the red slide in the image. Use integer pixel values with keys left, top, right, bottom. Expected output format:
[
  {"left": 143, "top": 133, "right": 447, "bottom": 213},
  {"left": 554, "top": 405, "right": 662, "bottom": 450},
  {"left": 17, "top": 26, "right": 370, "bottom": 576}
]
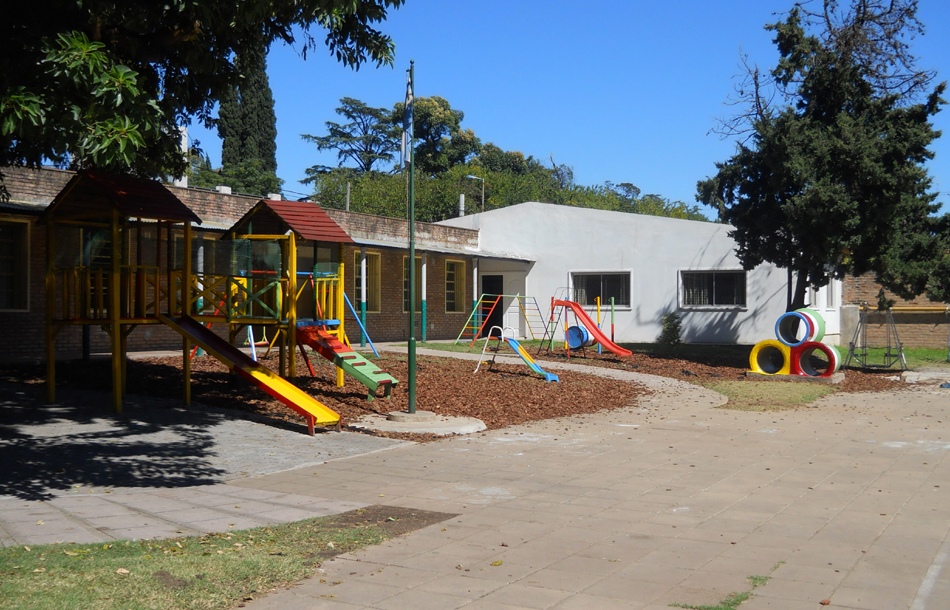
[{"left": 554, "top": 300, "right": 632, "bottom": 357}]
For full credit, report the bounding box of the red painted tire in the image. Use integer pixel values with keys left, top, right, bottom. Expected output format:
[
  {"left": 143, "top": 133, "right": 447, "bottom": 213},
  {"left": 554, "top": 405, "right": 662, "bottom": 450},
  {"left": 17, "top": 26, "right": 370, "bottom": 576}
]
[{"left": 791, "top": 342, "right": 840, "bottom": 377}]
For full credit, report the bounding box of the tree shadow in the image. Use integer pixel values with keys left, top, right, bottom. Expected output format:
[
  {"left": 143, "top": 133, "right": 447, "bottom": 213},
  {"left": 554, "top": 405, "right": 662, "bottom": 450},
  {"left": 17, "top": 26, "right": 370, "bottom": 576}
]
[{"left": 0, "top": 381, "right": 234, "bottom": 501}]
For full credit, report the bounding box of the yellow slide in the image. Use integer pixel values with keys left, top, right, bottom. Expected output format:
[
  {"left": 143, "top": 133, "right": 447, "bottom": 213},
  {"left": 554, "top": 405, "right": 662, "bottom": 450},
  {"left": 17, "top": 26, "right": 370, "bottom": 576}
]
[{"left": 159, "top": 314, "right": 340, "bottom": 435}]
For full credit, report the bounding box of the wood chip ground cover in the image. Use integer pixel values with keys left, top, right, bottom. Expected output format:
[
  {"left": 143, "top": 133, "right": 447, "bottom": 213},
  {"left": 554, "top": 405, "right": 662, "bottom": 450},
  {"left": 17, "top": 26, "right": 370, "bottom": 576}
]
[{"left": 0, "top": 355, "right": 643, "bottom": 440}]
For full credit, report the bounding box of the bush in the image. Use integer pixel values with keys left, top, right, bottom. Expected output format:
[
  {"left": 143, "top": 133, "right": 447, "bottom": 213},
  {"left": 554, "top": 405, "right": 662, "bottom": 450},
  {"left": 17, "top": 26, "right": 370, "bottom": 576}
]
[{"left": 658, "top": 312, "right": 683, "bottom": 347}]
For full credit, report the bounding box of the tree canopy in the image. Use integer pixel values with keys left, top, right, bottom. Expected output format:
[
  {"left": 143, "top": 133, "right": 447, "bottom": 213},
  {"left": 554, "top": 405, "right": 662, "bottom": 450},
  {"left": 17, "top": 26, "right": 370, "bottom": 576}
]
[
  {"left": 698, "top": 4, "right": 948, "bottom": 308},
  {"left": 0, "top": 0, "right": 405, "bottom": 182},
  {"left": 394, "top": 96, "right": 481, "bottom": 174},
  {"left": 301, "top": 97, "right": 400, "bottom": 177}
]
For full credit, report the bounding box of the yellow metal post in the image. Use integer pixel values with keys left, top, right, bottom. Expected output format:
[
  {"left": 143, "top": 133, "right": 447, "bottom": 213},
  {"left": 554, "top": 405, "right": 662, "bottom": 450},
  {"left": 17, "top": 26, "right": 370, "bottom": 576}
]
[
  {"left": 288, "top": 232, "right": 297, "bottom": 378},
  {"left": 110, "top": 209, "right": 123, "bottom": 413},
  {"left": 182, "top": 221, "right": 192, "bottom": 405},
  {"left": 336, "top": 243, "right": 345, "bottom": 387},
  {"left": 45, "top": 219, "right": 56, "bottom": 404}
]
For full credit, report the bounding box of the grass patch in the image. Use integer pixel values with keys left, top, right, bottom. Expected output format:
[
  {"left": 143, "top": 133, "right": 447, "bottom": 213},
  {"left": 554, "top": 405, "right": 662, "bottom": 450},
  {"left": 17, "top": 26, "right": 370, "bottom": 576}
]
[
  {"left": 0, "top": 506, "right": 451, "bottom": 610},
  {"left": 700, "top": 379, "right": 839, "bottom": 411},
  {"left": 670, "top": 572, "right": 774, "bottom": 609},
  {"left": 853, "top": 346, "right": 950, "bottom": 369}
]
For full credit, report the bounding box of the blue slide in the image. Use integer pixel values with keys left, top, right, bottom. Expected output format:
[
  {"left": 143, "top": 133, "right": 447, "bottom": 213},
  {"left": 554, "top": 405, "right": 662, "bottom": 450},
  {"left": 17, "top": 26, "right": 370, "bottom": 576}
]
[{"left": 504, "top": 337, "right": 559, "bottom": 382}]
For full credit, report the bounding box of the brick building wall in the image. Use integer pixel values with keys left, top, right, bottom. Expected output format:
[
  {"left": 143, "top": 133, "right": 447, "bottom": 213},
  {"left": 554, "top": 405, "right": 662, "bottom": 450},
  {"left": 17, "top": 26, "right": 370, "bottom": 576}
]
[
  {"left": 842, "top": 273, "right": 949, "bottom": 349},
  {"left": 339, "top": 246, "right": 474, "bottom": 342}
]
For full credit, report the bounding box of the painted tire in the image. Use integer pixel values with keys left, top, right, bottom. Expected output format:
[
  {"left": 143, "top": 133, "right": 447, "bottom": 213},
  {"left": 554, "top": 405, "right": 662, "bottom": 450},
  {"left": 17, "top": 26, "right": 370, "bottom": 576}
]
[
  {"left": 749, "top": 340, "right": 791, "bottom": 375},
  {"left": 774, "top": 311, "right": 814, "bottom": 347},
  {"left": 796, "top": 308, "right": 825, "bottom": 343},
  {"left": 791, "top": 342, "right": 840, "bottom": 377}
]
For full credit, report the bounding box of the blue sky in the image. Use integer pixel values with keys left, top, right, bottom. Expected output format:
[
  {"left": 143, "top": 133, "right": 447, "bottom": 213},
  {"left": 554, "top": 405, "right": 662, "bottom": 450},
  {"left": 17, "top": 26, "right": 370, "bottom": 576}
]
[{"left": 188, "top": 0, "right": 950, "bottom": 215}]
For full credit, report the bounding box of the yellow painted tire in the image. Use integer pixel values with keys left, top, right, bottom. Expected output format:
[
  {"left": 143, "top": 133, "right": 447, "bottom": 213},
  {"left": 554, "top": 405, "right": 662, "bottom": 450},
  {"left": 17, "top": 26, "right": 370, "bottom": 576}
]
[{"left": 749, "top": 340, "right": 791, "bottom": 375}]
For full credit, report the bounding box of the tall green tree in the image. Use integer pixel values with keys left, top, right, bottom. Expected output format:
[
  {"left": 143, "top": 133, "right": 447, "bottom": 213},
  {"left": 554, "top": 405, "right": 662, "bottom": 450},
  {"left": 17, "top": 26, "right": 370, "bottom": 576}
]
[
  {"left": 697, "top": 6, "right": 947, "bottom": 310},
  {"left": 301, "top": 97, "right": 400, "bottom": 178},
  {"left": 393, "top": 96, "right": 480, "bottom": 174},
  {"left": 213, "top": 38, "right": 281, "bottom": 196},
  {"left": 219, "top": 40, "right": 278, "bottom": 173},
  {"left": 1, "top": 1, "right": 405, "bottom": 184}
]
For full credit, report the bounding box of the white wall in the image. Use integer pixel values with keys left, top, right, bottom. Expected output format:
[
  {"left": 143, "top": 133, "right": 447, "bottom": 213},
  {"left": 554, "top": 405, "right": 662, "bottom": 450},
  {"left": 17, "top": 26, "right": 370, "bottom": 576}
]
[{"left": 441, "top": 202, "right": 789, "bottom": 344}]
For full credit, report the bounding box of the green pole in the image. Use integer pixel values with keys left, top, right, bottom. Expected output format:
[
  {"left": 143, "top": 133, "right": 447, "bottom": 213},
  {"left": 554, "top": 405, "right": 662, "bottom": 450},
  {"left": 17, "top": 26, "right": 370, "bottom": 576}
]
[
  {"left": 360, "top": 300, "right": 367, "bottom": 347},
  {"left": 407, "top": 61, "right": 417, "bottom": 414}
]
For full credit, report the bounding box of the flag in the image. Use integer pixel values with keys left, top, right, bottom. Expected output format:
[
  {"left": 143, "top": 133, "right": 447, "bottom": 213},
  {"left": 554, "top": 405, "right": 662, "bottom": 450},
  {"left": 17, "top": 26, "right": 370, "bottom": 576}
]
[{"left": 401, "top": 66, "right": 413, "bottom": 167}]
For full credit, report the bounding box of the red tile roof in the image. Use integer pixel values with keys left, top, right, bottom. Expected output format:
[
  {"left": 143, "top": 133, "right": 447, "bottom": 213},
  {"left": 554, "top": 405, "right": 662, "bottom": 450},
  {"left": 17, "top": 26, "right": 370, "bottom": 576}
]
[
  {"left": 43, "top": 170, "right": 201, "bottom": 223},
  {"left": 237, "top": 199, "right": 354, "bottom": 243}
]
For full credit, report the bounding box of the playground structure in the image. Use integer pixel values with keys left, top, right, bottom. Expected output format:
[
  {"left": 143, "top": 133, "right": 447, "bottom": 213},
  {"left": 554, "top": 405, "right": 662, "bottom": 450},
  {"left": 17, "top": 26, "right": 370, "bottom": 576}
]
[
  {"left": 456, "top": 294, "right": 547, "bottom": 345},
  {"left": 42, "top": 174, "right": 394, "bottom": 434},
  {"left": 540, "top": 299, "right": 632, "bottom": 358},
  {"left": 474, "top": 326, "right": 559, "bottom": 382},
  {"left": 749, "top": 308, "right": 842, "bottom": 378}
]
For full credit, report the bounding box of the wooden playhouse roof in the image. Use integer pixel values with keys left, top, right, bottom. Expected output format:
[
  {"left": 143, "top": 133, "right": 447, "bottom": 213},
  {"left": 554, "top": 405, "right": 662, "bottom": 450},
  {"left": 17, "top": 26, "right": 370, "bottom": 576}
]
[
  {"left": 230, "top": 199, "right": 354, "bottom": 243},
  {"left": 43, "top": 169, "right": 201, "bottom": 223}
]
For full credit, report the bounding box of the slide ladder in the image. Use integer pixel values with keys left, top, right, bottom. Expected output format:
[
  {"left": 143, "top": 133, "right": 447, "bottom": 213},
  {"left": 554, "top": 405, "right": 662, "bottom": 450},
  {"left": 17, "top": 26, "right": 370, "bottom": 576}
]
[
  {"left": 297, "top": 324, "right": 398, "bottom": 401},
  {"left": 158, "top": 314, "right": 340, "bottom": 436},
  {"left": 517, "top": 296, "right": 548, "bottom": 340}
]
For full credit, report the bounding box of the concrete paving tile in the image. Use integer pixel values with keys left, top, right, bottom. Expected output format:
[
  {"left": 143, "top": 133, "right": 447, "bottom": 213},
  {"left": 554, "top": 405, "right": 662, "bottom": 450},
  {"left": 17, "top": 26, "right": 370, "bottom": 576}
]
[
  {"left": 768, "top": 562, "right": 847, "bottom": 587},
  {"left": 551, "top": 593, "right": 648, "bottom": 609},
  {"left": 372, "top": 588, "right": 471, "bottom": 610},
  {"left": 741, "top": 596, "right": 830, "bottom": 609},
  {"left": 413, "top": 573, "right": 505, "bottom": 597},
  {"left": 753, "top": 577, "right": 838, "bottom": 604},
  {"left": 519, "top": 567, "right": 605, "bottom": 593},
  {"left": 457, "top": 561, "right": 537, "bottom": 582},
  {"left": 782, "top": 542, "right": 866, "bottom": 570},
  {"left": 582, "top": 576, "right": 672, "bottom": 603},
  {"left": 245, "top": 590, "right": 362, "bottom": 609},
  {"left": 105, "top": 525, "right": 181, "bottom": 540},
  {"left": 187, "top": 516, "right": 264, "bottom": 532},
  {"left": 829, "top": 584, "right": 917, "bottom": 610},
  {"left": 616, "top": 561, "right": 693, "bottom": 585},
  {"left": 295, "top": 579, "right": 401, "bottom": 607},
  {"left": 479, "top": 583, "right": 573, "bottom": 609},
  {"left": 659, "top": 584, "right": 739, "bottom": 609}
]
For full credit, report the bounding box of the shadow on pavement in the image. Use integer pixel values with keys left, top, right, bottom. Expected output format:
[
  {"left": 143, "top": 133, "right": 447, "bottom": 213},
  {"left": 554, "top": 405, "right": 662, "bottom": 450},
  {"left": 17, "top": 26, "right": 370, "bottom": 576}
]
[{"left": 0, "top": 381, "right": 228, "bottom": 501}]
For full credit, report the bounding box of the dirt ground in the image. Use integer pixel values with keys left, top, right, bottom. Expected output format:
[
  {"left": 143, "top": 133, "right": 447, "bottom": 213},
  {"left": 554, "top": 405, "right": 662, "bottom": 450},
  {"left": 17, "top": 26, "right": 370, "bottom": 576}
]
[
  {"left": 0, "top": 344, "right": 905, "bottom": 441},
  {"left": 0, "top": 353, "right": 641, "bottom": 441},
  {"left": 534, "top": 345, "right": 906, "bottom": 393}
]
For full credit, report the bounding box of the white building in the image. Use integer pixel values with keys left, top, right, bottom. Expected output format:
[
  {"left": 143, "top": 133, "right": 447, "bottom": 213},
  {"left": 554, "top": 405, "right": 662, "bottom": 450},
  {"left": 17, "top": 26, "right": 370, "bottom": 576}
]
[{"left": 440, "top": 202, "right": 840, "bottom": 345}]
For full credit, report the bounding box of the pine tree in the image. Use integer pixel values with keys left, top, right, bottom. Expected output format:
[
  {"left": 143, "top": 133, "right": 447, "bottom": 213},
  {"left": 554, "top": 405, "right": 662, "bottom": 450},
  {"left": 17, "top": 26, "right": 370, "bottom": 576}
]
[{"left": 217, "top": 38, "right": 281, "bottom": 195}]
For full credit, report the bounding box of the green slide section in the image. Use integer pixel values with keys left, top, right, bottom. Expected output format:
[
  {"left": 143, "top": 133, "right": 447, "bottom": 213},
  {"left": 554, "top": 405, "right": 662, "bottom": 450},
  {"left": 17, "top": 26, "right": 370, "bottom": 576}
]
[{"left": 297, "top": 327, "right": 398, "bottom": 401}]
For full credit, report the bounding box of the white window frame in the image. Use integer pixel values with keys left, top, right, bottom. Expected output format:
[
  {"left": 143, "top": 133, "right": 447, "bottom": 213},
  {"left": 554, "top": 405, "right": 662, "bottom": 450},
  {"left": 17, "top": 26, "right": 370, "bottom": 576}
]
[
  {"left": 679, "top": 269, "right": 748, "bottom": 309},
  {"left": 0, "top": 218, "right": 30, "bottom": 312},
  {"left": 353, "top": 251, "right": 381, "bottom": 313}
]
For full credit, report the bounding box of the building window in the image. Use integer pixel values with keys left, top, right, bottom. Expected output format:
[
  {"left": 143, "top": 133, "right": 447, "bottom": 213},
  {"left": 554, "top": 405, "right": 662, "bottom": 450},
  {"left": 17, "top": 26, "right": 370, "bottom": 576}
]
[
  {"left": 681, "top": 271, "right": 746, "bottom": 307},
  {"left": 353, "top": 252, "right": 381, "bottom": 313},
  {"left": 0, "top": 220, "right": 29, "bottom": 311},
  {"left": 445, "top": 260, "right": 466, "bottom": 313},
  {"left": 572, "top": 272, "right": 630, "bottom": 307},
  {"left": 403, "top": 256, "right": 422, "bottom": 312}
]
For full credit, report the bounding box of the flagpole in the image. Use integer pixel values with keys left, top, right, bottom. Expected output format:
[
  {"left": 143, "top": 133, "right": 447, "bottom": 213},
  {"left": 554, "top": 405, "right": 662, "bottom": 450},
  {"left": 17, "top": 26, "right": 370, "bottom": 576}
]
[{"left": 407, "top": 61, "right": 417, "bottom": 415}]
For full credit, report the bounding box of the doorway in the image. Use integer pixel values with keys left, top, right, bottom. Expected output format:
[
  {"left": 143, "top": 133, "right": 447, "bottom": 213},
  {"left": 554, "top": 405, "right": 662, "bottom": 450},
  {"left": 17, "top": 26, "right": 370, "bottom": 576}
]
[{"left": 481, "top": 275, "right": 504, "bottom": 337}]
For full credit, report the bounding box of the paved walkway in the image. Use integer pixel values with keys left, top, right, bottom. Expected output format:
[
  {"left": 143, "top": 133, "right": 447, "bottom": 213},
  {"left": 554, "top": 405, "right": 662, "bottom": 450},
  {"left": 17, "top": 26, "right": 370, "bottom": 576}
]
[
  {"left": 233, "top": 350, "right": 950, "bottom": 610},
  {"left": 3, "top": 349, "right": 950, "bottom": 609},
  {"left": 0, "top": 380, "right": 407, "bottom": 544}
]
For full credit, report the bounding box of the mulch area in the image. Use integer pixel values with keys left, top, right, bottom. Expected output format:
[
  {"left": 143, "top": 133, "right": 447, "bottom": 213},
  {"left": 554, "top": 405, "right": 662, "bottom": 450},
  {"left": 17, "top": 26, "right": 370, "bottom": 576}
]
[
  {"left": 534, "top": 346, "right": 906, "bottom": 393},
  {"left": 0, "top": 344, "right": 906, "bottom": 442},
  {"left": 0, "top": 353, "right": 641, "bottom": 442}
]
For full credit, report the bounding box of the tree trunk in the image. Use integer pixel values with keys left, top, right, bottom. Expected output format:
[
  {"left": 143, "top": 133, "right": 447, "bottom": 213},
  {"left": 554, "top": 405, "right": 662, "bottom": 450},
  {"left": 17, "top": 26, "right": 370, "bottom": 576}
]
[{"left": 788, "top": 270, "right": 809, "bottom": 312}]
